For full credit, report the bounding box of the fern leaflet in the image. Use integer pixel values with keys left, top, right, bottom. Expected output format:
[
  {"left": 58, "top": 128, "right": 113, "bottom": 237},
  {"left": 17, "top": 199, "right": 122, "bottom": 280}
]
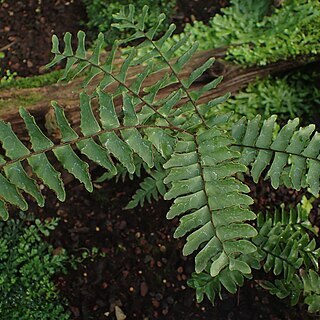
[
  {"left": 164, "top": 127, "right": 257, "bottom": 278},
  {"left": 232, "top": 115, "right": 320, "bottom": 195},
  {"left": 126, "top": 169, "right": 167, "bottom": 209}
]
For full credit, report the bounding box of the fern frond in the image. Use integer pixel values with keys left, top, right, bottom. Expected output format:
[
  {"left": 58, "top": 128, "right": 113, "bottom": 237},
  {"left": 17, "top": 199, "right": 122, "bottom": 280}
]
[
  {"left": 96, "top": 156, "right": 144, "bottom": 183},
  {"left": 164, "top": 127, "right": 257, "bottom": 278},
  {"left": 188, "top": 268, "right": 248, "bottom": 304},
  {"left": 189, "top": 204, "right": 320, "bottom": 307},
  {"left": 0, "top": 5, "right": 228, "bottom": 221},
  {"left": 0, "top": 91, "right": 177, "bottom": 219},
  {"left": 1, "top": 3, "right": 319, "bottom": 313},
  {"left": 253, "top": 205, "right": 320, "bottom": 282},
  {"left": 125, "top": 168, "right": 167, "bottom": 209},
  {"left": 232, "top": 115, "right": 320, "bottom": 195},
  {"left": 46, "top": 5, "right": 219, "bottom": 133},
  {"left": 47, "top": 29, "right": 170, "bottom": 126},
  {"left": 261, "top": 270, "right": 320, "bottom": 313},
  {"left": 45, "top": 9, "right": 221, "bottom": 163}
]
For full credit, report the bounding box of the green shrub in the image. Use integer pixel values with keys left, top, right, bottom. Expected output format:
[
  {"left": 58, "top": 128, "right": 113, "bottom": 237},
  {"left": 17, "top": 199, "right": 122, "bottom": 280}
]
[
  {"left": 207, "top": 72, "right": 320, "bottom": 124},
  {"left": 0, "top": 70, "right": 64, "bottom": 90},
  {"left": 188, "top": 201, "right": 320, "bottom": 309},
  {"left": 0, "top": 216, "right": 70, "bottom": 320},
  {"left": 0, "top": 5, "right": 319, "bottom": 314},
  {"left": 83, "top": 0, "right": 176, "bottom": 45},
  {"left": 0, "top": 69, "right": 17, "bottom": 86},
  {"left": 168, "top": 0, "right": 320, "bottom": 65},
  {"left": 0, "top": 52, "right": 17, "bottom": 86}
]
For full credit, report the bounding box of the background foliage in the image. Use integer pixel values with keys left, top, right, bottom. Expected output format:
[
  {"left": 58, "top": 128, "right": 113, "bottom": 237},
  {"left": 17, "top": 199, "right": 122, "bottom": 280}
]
[
  {"left": 0, "top": 70, "right": 63, "bottom": 90},
  {"left": 44, "top": 4, "right": 320, "bottom": 313},
  {"left": 0, "top": 0, "right": 319, "bottom": 316},
  {"left": 0, "top": 216, "right": 70, "bottom": 319},
  {"left": 168, "top": 0, "right": 320, "bottom": 65},
  {"left": 209, "top": 71, "right": 320, "bottom": 124},
  {"left": 83, "top": 0, "right": 176, "bottom": 45}
]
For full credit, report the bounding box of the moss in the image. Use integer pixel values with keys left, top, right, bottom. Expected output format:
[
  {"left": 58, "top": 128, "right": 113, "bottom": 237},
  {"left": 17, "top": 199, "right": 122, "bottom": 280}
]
[
  {"left": 166, "top": 0, "right": 320, "bottom": 66},
  {"left": 204, "top": 71, "right": 320, "bottom": 124},
  {"left": 0, "top": 70, "right": 64, "bottom": 90},
  {"left": 0, "top": 217, "right": 70, "bottom": 319},
  {"left": 83, "top": 0, "right": 176, "bottom": 46},
  {"left": 0, "top": 92, "right": 44, "bottom": 110}
]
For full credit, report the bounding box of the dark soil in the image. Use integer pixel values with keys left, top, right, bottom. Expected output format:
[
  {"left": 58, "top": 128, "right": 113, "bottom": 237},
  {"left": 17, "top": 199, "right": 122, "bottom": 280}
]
[
  {"left": 174, "top": 0, "right": 229, "bottom": 32},
  {"left": 0, "top": 0, "right": 228, "bottom": 77},
  {"left": 29, "top": 168, "right": 315, "bottom": 320},
  {"left": 2, "top": 1, "right": 319, "bottom": 319},
  {"left": 0, "top": 0, "right": 87, "bottom": 77}
]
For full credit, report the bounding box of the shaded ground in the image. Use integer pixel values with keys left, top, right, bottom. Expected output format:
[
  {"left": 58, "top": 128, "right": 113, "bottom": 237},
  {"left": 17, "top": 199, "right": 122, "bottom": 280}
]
[
  {"left": 0, "top": 0, "right": 228, "bottom": 77},
  {"left": 0, "top": 0, "right": 87, "bottom": 76},
  {"left": 29, "top": 169, "right": 315, "bottom": 320},
  {"left": 174, "top": 0, "right": 229, "bottom": 32},
  {"left": 2, "top": 1, "right": 320, "bottom": 319}
]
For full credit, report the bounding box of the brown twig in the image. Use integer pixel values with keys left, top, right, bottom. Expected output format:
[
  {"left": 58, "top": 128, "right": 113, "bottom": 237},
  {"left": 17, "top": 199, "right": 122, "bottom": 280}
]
[{"left": 0, "top": 40, "right": 17, "bottom": 52}]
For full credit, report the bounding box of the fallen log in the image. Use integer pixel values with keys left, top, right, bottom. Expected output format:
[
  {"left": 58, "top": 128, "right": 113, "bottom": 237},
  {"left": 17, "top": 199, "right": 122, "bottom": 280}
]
[
  {"left": 0, "top": 50, "right": 318, "bottom": 186},
  {"left": 0, "top": 49, "right": 318, "bottom": 140}
]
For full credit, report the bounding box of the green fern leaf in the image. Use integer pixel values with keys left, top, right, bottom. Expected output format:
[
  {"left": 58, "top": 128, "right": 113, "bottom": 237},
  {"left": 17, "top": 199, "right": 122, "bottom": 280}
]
[
  {"left": 75, "top": 30, "right": 86, "bottom": 59},
  {"left": 28, "top": 154, "right": 66, "bottom": 201},
  {"left": 233, "top": 116, "right": 320, "bottom": 195},
  {"left": 126, "top": 169, "right": 167, "bottom": 209},
  {"left": 121, "top": 129, "right": 153, "bottom": 168},
  {"left": 188, "top": 268, "right": 248, "bottom": 304},
  {"left": 262, "top": 270, "right": 320, "bottom": 313},
  {"left": 190, "top": 76, "right": 223, "bottom": 102},
  {"left": 1, "top": 4, "right": 319, "bottom": 313},
  {"left": 0, "top": 173, "right": 27, "bottom": 210},
  {"left": 100, "top": 132, "right": 135, "bottom": 174},
  {"left": 19, "top": 108, "right": 54, "bottom": 151},
  {"left": 89, "top": 33, "right": 104, "bottom": 65},
  {"left": 53, "top": 145, "right": 93, "bottom": 192},
  {"left": 144, "top": 128, "right": 175, "bottom": 159},
  {"left": 0, "top": 200, "right": 9, "bottom": 221},
  {"left": 183, "top": 57, "right": 215, "bottom": 89},
  {"left": 76, "top": 139, "right": 116, "bottom": 174},
  {"left": 4, "top": 163, "right": 44, "bottom": 207},
  {"left": 0, "top": 121, "right": 30, "bottom": 159},
  {"left": 173, "top": 43, "right": 199, "bottom": 73},
  {"left": 98, "top": 90, "right": 120, "bottom": 129},
  {"left": 51, "top": 102, "right": 78, "bottom": 142},
  {"left": 18, "top": 108, "right": 66, "bottom": 201},
  {"left": 254, "top": 205, "right": 320, "bottom": 282},
  {"left": 164, "top": 128, "right": 257, "bottom": 278}
]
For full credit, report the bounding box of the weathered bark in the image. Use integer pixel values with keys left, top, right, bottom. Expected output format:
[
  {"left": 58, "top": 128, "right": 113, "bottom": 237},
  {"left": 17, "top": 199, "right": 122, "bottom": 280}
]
[
  {"left": 0, "top": 49, "right": 318, "bottom": 186},
  {"left": 0, "top": 49, "right": 318, "bottom": 142}
]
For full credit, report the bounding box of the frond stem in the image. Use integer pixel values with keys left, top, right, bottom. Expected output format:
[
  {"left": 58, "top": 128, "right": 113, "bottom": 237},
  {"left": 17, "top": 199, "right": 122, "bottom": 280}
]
[
  {"left": 0, "top": 124, "right": 191, "bottom": 170},
  {"left": 232, "top": 143, "right": 320, "bottom": 164},
  {"left": 193, "top": 136, "right": 226, "bottom": 254},
  {"left": 62, "top": 54, "right": 178, "bottom": 129},
  {"left": 258, "top": 246, "right": 300, "bottom": 269},
  {"left": 142, "top": 34, "right": 210, "bottom": 129}
]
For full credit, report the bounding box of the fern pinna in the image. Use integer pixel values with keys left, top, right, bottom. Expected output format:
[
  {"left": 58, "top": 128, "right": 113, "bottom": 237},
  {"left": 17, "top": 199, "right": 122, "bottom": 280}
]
[{"left": 0, "top": 5, "right": 319, "bottom": 312}]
